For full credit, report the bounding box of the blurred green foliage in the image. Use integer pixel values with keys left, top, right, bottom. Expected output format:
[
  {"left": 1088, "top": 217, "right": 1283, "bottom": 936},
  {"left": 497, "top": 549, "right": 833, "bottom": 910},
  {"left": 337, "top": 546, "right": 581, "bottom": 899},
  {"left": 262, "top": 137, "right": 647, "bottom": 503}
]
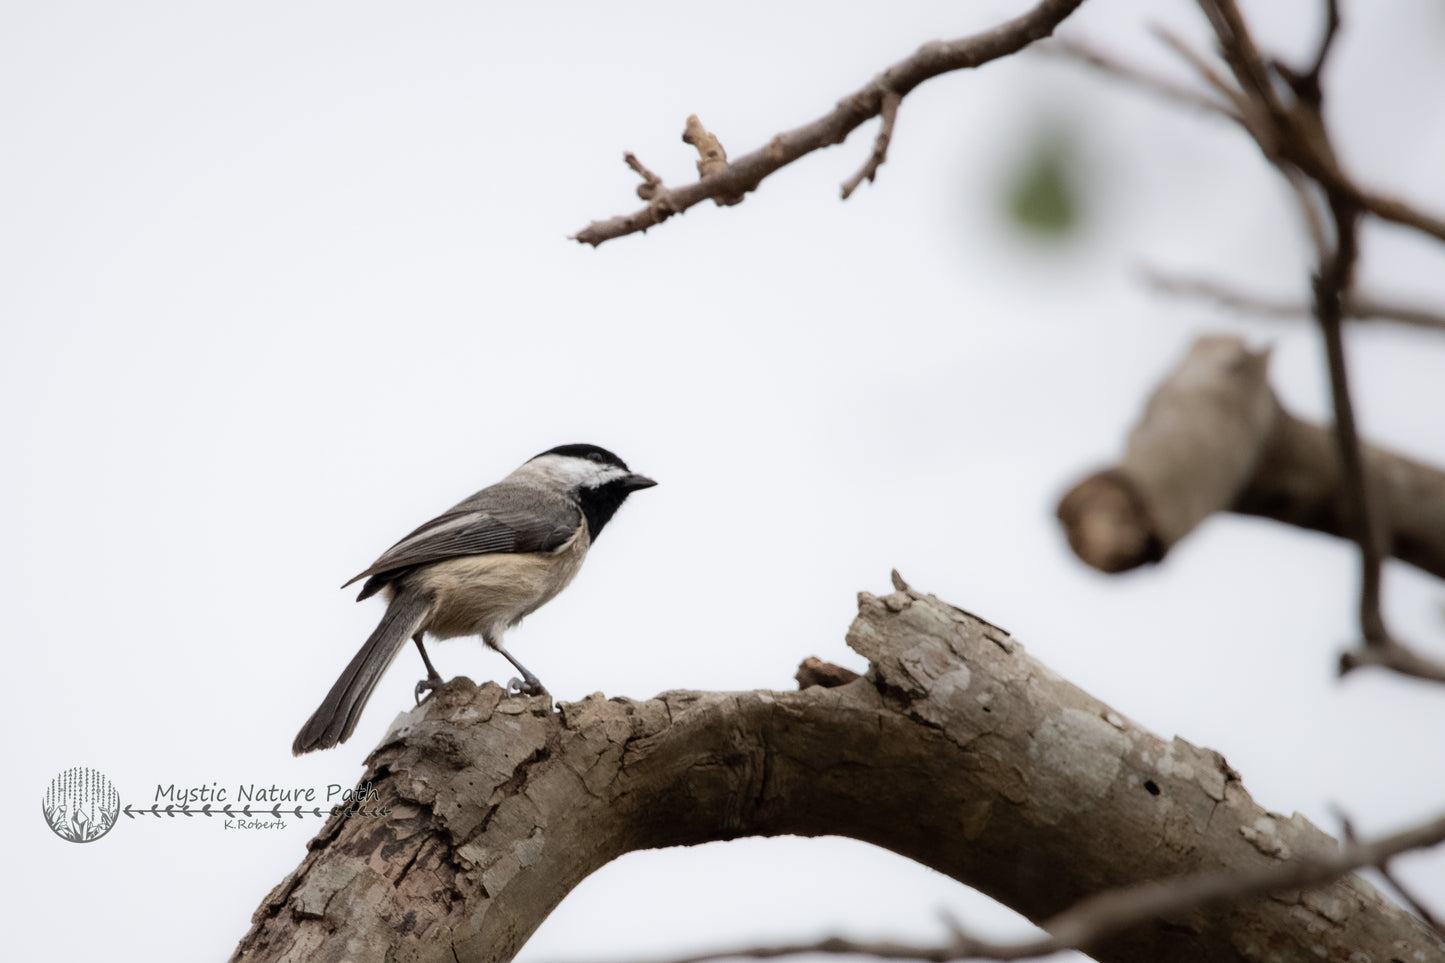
[{"left": 1004, "top": 130, "right": 1081, "bottom": 237}]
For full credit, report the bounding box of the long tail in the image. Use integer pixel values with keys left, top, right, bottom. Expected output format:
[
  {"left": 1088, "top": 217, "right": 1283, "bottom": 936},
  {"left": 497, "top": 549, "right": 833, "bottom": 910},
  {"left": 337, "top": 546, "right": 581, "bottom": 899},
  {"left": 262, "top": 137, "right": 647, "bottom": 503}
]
[{"left": 292, "top": 591, "right": 433, "bottom": 755}]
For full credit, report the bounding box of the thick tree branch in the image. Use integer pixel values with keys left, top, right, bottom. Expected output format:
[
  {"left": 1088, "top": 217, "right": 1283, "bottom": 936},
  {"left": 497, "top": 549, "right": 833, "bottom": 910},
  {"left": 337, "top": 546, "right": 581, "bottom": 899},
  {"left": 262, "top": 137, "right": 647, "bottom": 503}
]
[
  {"left": 1057, "top": 335, "right": 1445, "bottom": 582},
  {"left": 572, "top": 0, "right": 1088, "bottom": 246},
  {"left": 234, "top": 578, "right": 1442, "bottom": 963},
  {"left": 1054, "top": 2, "right": 1445, "bottom": 682},
  {"left": 1057, "top": 335, "right": 1445, "bottom": 683},
  {"left": 1058, "top": 335, "right": 1275, "bottom": 571}
]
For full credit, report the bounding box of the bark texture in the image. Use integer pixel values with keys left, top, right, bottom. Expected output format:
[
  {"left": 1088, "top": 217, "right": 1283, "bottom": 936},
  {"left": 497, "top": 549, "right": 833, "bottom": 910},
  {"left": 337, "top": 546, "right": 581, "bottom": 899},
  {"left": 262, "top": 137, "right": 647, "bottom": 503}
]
[
  {"left": 1058, "top": 335, "right": 1445, "bottom": 578},
  {"left": 234, "top": 580, "right": 1440, "bottom": 963}
]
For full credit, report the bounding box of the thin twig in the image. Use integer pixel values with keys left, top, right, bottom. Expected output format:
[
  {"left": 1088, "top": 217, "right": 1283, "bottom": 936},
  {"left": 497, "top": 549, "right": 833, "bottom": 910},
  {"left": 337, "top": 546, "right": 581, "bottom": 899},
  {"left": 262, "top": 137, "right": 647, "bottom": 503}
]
[
  {"left": 573, "top": 0, "right": 1087, "bottom": 246},
  {"left": 1356, "top": 188, "right": 1445, "bottom": 244},
  {"left": 1338, "top": 640, "right": 1445, "bottom": 685},
  {"left": 1339, "top": 811, "right": 1445, "bottom": 938},
  {"left": 1150, "top": 25, "right": 1254, "bottom": 122},
  {"left": 840, "top": 87, "right": 901, "bottom": 199},
  {"left": 1044, "top": 38, "right": 1239, "bottom": 120},
  {"left": 1052, "top": 1, "right": 1445, "bottom": 686},
  {"left": 624, "top": 152, "right": 664, "bottom": 200},
  {"left": 1308, "top": 185, "right": 1386, "bottom": 644},
  {"left": 608, "top": 811, "right": 1445, "bottom": 963},
  {"left": 1198, "top": 0, "right": 1280, "bottom": 114},
  {"left": 1282, "top": 0, "right": 1341, "bottom": 105},
  {"left": 1141, "top": 269, "right": 1445, "bottom": 333},
  {"left": 1181, "top": 0, "right": 1445, "bottom": 683},
  {"left": 1311, "top": 185, "right": 1445, "bottom": 682},
  {"left": 1284, "top": 168, "right": 1330, "bottom": 261},
  {"left": 1052, "top": 9, "right": 1445, "bottom": 247},
  {"left": 1344, "top": 296, "right": 1445, "bottom": 332}
]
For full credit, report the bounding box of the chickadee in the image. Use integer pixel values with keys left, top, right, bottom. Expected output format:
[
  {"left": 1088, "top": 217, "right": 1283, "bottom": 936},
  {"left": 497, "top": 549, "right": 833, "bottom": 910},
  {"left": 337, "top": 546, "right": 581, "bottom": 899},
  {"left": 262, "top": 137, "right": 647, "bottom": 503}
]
[{"left": 292, "top": 443, "right": 656, "bottom": 755}]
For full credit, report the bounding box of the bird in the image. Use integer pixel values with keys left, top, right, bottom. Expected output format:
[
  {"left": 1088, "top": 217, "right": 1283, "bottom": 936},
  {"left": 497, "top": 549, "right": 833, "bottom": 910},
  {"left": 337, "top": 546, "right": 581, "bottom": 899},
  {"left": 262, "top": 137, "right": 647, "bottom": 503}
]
[{"left": 292, "top": 443, "right": 656, "bottom": 754}]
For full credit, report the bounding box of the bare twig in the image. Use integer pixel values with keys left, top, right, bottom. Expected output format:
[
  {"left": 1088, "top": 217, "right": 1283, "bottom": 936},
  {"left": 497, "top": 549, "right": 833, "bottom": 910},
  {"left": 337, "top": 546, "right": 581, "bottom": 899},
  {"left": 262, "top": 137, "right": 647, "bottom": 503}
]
[
  {"left": 1198, "top": 0, "right": 1280, "bottom": 114},
  {"left": 1284, "top": 167, "right": 1329, "bottom": 260},
  {"left": 1338, "top": 640, "right": 1445, "bottom": 686},
  {"left": 1105, "top": 1, "right": 1445, "bottom": 685},
  {"left": 840, "top": 87, "right": 901, "bottom": 199},
  {"left": 1246, "top": 0, "right": 1393, "bottom": 653},
  {"left": 1356, "top": 187, "right": 1445, "bottom": 244},
  {"left": 1306, "top": 0, "right": 1343, "bottom": 94},
  {"left": 626, "top": 810, "right": 1445, "bottom": 963},
  {"left": 1275, "top": 0, "right": 1341, "bottom": 106},
  {"left": 1315, "top": 191, "right": 1389, "bottom": 649},
  {"left": 1150, "top": 25, "right": 1255, "bottom": 123},
  {"left": 1054, "top": 8, "right": 1445, "bottom": 246},
  {"left": 1045, "top": 38, "right": 1239, "bottom": 120},
  {"left": 572, "top": 0, "right": 1087, "bottom": 246},
  {"left": 1339, "top": 811, "right": 1445, "bottom": 938},
  {"left": 1141, "top": 269, "right": 1445, "bottom": 332},
  {"left": 1186, "top": 0, "right": 1445, "bottom": 681},
  {"left": 624, "top": 152, "right": 664, "bottom": 200},
  {"left": 1203, "top": 0, "right": 1445, "bottom": 242},
  {"left": 1346, "top": 298, "right": 1445, "bottom": 331}
]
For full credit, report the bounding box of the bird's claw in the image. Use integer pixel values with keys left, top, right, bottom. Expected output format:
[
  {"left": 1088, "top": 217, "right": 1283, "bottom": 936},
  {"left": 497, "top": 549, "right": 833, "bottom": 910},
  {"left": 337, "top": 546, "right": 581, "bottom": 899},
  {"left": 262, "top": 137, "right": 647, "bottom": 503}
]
[
  {"left": 414, "top": 675, "right": 443, "bottom": 705},
  {"left": 507, "top": 676, "right": 548, "bottom": 698}
]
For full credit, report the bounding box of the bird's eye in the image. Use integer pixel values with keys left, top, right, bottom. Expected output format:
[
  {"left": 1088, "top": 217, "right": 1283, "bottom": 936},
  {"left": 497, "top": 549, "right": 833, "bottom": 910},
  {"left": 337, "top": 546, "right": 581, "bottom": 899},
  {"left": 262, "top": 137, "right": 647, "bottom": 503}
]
[{"left": 588, "top": 452, "right": 605, "bottom": 463}]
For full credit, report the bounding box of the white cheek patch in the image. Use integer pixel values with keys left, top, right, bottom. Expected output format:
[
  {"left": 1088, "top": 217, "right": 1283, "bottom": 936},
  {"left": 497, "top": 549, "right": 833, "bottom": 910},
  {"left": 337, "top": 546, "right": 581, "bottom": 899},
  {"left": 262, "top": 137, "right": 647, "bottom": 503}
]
[
  {"left": 590, "top": 465, "right": 631, "bottom": 487},
  {"left": 514, "top": 455, "right": 627, "bottom": 490}
]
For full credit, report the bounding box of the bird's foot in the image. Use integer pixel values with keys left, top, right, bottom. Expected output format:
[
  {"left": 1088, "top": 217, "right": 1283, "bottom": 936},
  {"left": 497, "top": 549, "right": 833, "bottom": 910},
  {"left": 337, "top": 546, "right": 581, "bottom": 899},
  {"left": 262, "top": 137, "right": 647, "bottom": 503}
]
[
  {"left": 414, "top": 673, "right": 444, "bottom": 705},
  {"left": 507, "top": 675, "right": 548, "bottom": 698}
]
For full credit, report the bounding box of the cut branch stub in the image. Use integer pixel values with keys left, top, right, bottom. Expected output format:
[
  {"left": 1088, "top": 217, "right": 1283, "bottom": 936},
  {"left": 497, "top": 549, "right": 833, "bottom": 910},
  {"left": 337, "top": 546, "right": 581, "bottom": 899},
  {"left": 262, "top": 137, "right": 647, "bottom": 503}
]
[
  {"left": 233, "top": 579, "right": 1439, "bottom": 963},
  {"left": 794, "top": 656, "right": 862, "bottom": 689},
  {"left": 1055, "top": 468, "right": 1164, "bottom": 573},
  {"left": 1058, "top": 334, "right": 1445, "bottom": 580},
  {"left": 682, "top": 114, "right": 744, "bottom": 205},
  {"left": 1059, "top": 335, "right": 1274, "bottom": 570}
]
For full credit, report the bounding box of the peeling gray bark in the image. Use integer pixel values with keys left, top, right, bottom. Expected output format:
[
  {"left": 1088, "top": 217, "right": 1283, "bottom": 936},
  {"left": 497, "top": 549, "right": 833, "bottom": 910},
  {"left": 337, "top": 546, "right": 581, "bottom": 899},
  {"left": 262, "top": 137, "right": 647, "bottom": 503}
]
[
  {"left": 233, "top": 581, "right": 1441, "bottom": 963},
  {"left": 1057, "top": 334, "right": 1445, "bottom": 577}
]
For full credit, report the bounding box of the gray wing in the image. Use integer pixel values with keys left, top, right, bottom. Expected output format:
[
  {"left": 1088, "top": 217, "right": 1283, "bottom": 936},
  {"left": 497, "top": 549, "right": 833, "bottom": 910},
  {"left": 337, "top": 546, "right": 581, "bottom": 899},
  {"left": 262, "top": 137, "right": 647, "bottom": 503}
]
[{"left": 342, "top": 484, "right": 581, "bottom": 597}]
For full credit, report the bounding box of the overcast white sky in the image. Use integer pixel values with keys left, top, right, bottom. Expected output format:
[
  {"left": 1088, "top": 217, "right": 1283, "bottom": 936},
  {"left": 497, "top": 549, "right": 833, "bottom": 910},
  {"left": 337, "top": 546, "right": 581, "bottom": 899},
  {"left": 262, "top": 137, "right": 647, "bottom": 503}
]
[{"left": 7, "top": 1, "right": 1445, "bottom": 960}]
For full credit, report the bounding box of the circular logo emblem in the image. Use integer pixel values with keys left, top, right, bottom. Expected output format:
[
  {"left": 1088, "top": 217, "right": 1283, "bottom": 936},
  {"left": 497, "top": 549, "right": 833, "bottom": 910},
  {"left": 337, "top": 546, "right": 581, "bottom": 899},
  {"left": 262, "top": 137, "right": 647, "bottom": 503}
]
[{"left": 42, "top": 766, "right": 120, "bottom": 843}]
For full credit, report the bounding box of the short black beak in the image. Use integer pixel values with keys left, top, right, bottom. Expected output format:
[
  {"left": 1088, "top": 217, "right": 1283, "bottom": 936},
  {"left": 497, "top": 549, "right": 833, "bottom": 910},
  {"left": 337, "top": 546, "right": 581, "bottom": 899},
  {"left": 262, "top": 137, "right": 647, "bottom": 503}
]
[{"left": 623, "top": 473, "right": 658, "bottom": 491}]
